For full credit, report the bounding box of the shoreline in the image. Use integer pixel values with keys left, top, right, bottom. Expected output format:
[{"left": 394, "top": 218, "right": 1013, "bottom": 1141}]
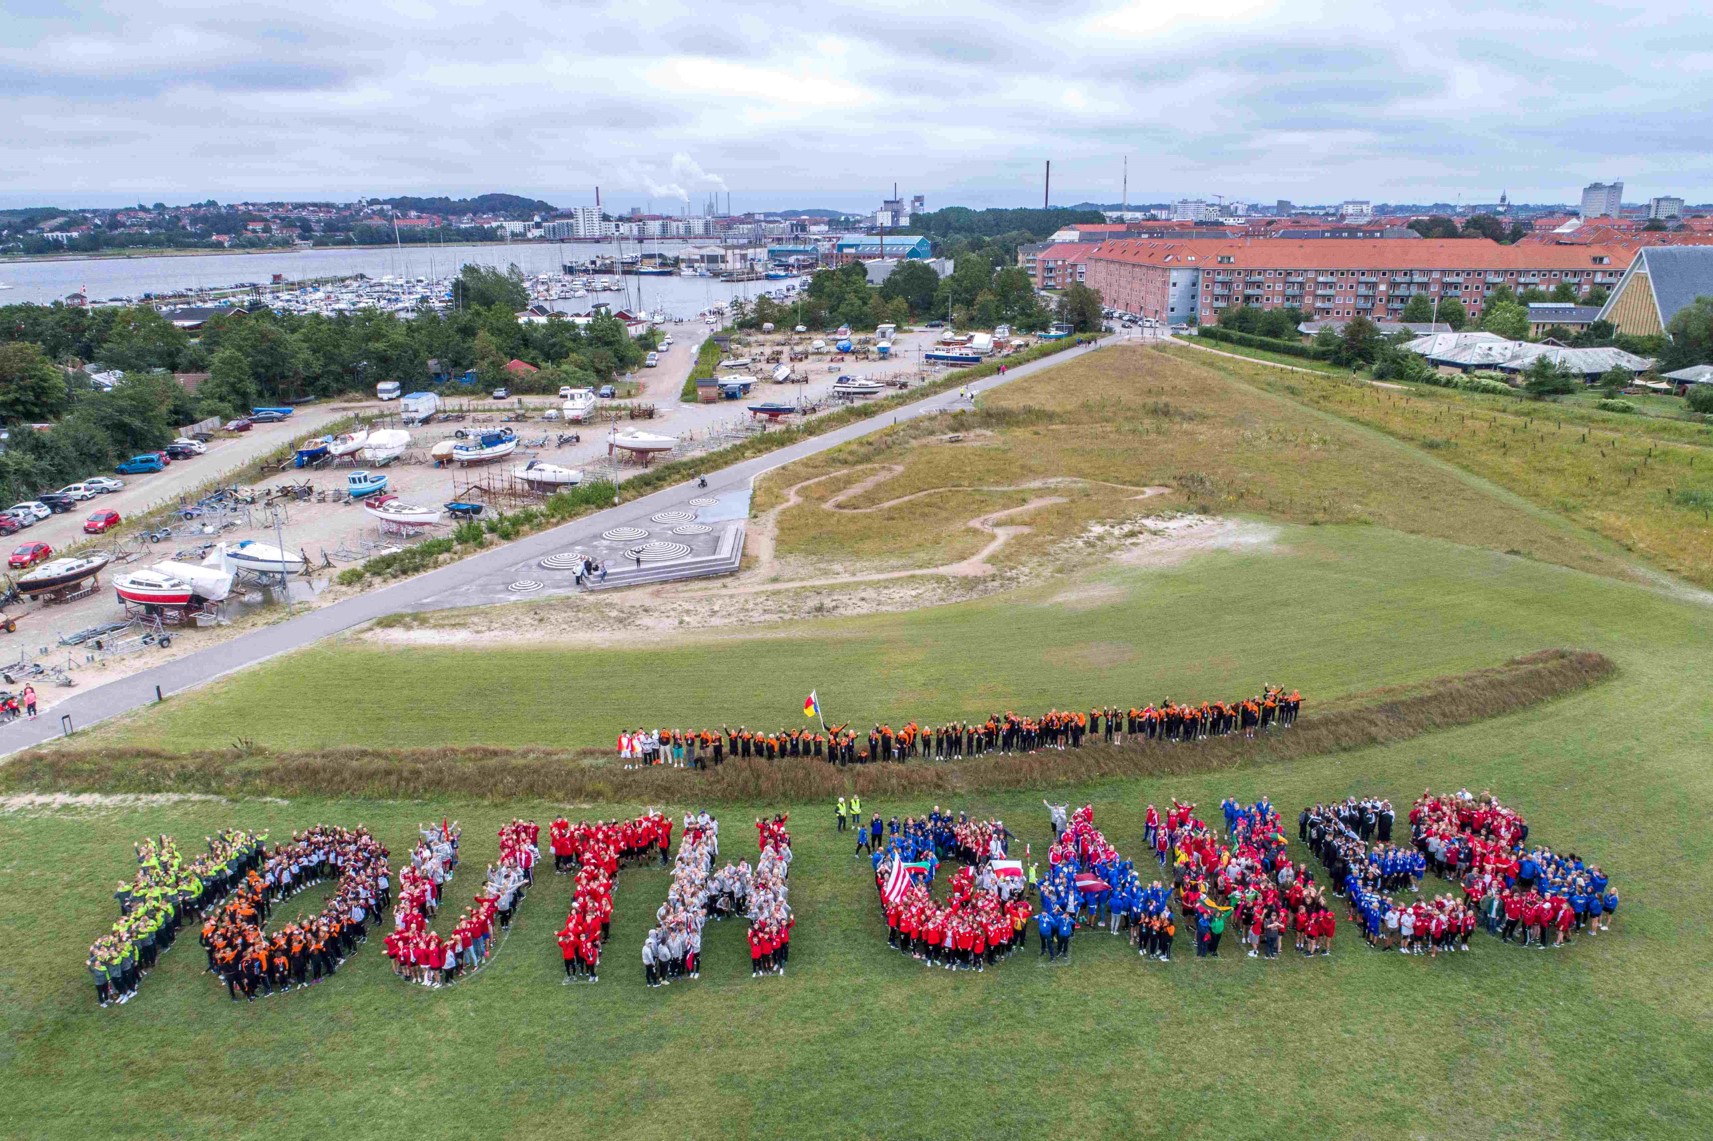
[{"left": 0, "top": 241, "right": 511, "bottom": 265}]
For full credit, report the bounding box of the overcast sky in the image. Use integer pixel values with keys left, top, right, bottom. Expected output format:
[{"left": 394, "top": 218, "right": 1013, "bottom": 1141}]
[{"left": 4, "top": 0, "right": 1709, "bottom": 212}]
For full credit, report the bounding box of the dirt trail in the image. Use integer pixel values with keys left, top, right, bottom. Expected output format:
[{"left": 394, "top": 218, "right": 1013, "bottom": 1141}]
[{"left": 697, "top": 464, "right": 1169, "bottom": 594}]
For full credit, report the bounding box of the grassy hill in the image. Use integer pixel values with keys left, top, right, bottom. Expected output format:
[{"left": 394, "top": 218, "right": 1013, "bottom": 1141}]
[{"left": 4, "top": 346, "right": 1711, "bottom": 1139}]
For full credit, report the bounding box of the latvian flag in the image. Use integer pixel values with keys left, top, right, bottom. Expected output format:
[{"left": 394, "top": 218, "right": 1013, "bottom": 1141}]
[
  {"left": 880, "top": 857, "right": 911, "bottom": 907},
  {"left": 991, "top": 860, "right": 1024, "bottom": 879},
  {"left": 1074, "top": 873, "right": 1111, "bottom": 893}
]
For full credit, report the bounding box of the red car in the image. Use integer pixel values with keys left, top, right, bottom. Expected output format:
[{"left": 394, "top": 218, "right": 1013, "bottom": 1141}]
[
  {"left": 9, "top": 541, "right": 53, "bottom": 569},
  {"left": 224, "top": 418, "right": 253, "bottom": 432},
  {"left": 0, "top": 515, "right": 20, "bottom": 537},
  {"left": 84, "top": 509, "right": 122, "bottom": 534},
  {"left": 152, "top": 450, "right": 172, "bottom": 466}
]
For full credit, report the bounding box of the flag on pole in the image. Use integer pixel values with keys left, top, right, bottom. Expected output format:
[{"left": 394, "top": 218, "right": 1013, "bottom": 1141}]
[
  {"left": 880, "top": 857, "right": 910, "bottom": 907},
  {"left": 804, "top": 690, "right": 821, "bottom": 719}
]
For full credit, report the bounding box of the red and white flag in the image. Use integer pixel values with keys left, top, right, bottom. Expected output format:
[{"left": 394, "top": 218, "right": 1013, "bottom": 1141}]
[{"left": 991, "top": 860, "right": 1024, "bottom": 879}]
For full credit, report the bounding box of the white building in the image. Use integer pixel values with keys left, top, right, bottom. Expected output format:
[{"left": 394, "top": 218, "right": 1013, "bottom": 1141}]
[
  {"left": 1580, "top": 180, "right": 1623, "bottom": 218},
  {"left": 1170, "top": 199, "right": 1220, "bottom": 222},
  {"left": 569, "top": 206, "right": 605, "bottom": 238},
  {"left": 1647, "top": 196, "right": 1684, "bottom": 221},
  {"left": 1338, "top": 200, "right": 1373, "bottom": 219}
]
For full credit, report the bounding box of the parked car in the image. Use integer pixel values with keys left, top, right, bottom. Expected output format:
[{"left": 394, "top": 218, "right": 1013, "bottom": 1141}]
[
  {"left": 56, "top": 483, "right": 98, "bottom": 501},
  {"left": 0, "top": 510, "right": 32, "bottom": 530},
  {"left": 8, "top": 501, "right": 51, "bottom": 522},
  {"left": 165, "top": 443, "right": 200, "bottom": 460},
  {"left": 558, "top": 385, "right": 575, "bottom": 399},
  {"left": 151, "top": 450, "right": 173, "bottom": 466},
  {"left": 249, "top": 410, "right": 287, "bottom": 423},
  {"left": 9, "top": 541, "right": 53, "bottom": 569},
  {"left": 83, "top": 476, "right": 125, "bottom": 493},
  {"left": 0, "top": 515, "right": 20, "bottom": 537},
  {"left": 491, "top": 387, "right": 509, "bottom": 400},
  {"left": 84, "top": 509, "right": 122, "bottom": 534},
  {"left": 224, "top": 418, "right": 254, "bottom": 432},
  {"left": 597, "top": 385, "right": 615, "bottom": 399},
  {"left": 116, "top": 454, "right": 165, "bottom": 474},
  {"left": 35, "top": 493, "right": 75, "bottom": 513},
  {"left": 170, "top": 437, "right": 208, "bottom": 455}
]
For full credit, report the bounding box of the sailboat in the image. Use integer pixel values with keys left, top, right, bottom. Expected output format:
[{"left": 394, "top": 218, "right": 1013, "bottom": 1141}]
[
  {"left": 360, "top": 428, "right": 411, "bottom": 464},
  {"left": 328, "top": 428, "right": 369, "bottom": 457}
]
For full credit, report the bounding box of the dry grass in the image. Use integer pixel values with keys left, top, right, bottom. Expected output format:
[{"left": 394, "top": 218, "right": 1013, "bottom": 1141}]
[
  {"left": 753, "top": 346, "right": 1644, "bottom": 584},
  {"left": 3, "top": 649, "right": 1612, "bottom": 803},
  {"left": 1168, "top": 345, "right": 1713, "bottom": 588}
]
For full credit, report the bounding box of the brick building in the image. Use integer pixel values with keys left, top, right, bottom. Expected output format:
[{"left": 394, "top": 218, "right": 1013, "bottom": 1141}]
[{"left": 1083, "top": 238, "right": 1630, "bottom": 325}]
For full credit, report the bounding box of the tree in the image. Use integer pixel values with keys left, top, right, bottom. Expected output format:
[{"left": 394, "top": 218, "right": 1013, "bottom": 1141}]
[
  {"left": 1407, "top": 216, "right": 1461, "bottom": 239},
  {"left": 1335, "top": 316, "right": 1381, "bottom": 367},
  {"left": 1058, "top": 284, "right": 1104, "bottom": 333},
  {"left": 1663, "top": 295, "right": 1713, "bottom": 371},
  {"left": 0, "top": 342, "right": 70, "bottom": 422},
  {"left": 1521, "top": 356, "right": 1578, "bottom": 399},
  {"left": 1437, "top": 297, "right": 1468, "bottom": 330},
  {"left": 1585, "top": 286, "right": 1610, "bottom": 307},
  {"left": 1481, "top": 299, "right": 1529, "bottom": 340},
  {"left": 450, "top": 264, "right": 528, "bottom": 312},
  {"left": 1573, "top": 319, "right": 1616, "bottom": 347},
  {"left": 197, "top": 348, "right": 257, "bottom": 419},
  {"left": 1401, "top": 295, "right": 1435, "bottom": 323},
  {"left": 1597, "top": 366, "right": 1631, "bottom": 396},
  {"left": 1686, "top": 384, "right": 1713, "bottom": 415},
  {"left": 1643, "top": 219, "right": 1668, "bottom": 232},
  {"left": 1461, "top": 214, "right": 1507, "bottom": 242},
  {"left": 1550, "top": 282, "right": 1579, "bottom": 303},
  {"left": 878, "top": 260, "right": 940, "bottom": 316}
]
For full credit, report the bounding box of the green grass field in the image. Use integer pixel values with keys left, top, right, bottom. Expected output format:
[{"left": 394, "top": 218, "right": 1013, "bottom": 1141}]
[{"left": 5, "top": 346, "right": 1713, "bottom": 1139}]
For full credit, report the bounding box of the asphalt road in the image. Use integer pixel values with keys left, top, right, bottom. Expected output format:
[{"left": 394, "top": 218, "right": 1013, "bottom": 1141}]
[{"left": 0, "top": 338, "right": 1111, "bottom": 755}]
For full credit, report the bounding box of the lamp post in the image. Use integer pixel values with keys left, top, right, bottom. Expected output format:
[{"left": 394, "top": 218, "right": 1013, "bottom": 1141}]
[{"left": 271, "top": 505, "right": 295, "bottom": 615}]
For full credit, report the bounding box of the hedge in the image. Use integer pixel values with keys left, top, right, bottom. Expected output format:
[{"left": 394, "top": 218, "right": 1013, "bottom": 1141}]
[{"left": 1197, "top": 325, "right": 1334, "bottom": 361}]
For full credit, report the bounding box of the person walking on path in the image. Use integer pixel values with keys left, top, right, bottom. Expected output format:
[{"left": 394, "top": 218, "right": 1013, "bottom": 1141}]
[{"left": 22, "top": 684, "right": 37, "bottom": 720}]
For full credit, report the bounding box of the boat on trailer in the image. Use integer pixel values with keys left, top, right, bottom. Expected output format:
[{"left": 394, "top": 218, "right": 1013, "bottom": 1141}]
[
  {"left": 347, "top": 470, "right": 389, "bottom": 498},
  {"left": 747, "top": 402, "right": 799, "bottom": 420},
  {"left": 452, "top": 428, "right": 518, "bottom": 465},
  {"left": 223, "top": 540, "right": 306, "bottom": 576},
  {"left": 512, "top": 460, "right": 583, "bottom": 489},
  {"left": 360, "top": 429, "right": 411, "bottom": 464},
  {"left": 609, "top": 430, "right": 676, "bottom": 463},
  {"left": 364, "top": 496, "right": 443, "bottom": 531},
  {"left": 17, "top": 553, "right": 111, "bottom": 598},
  {"left": 328, "top": 429, "right": 369, "bottom": 457},
  {"left": 831, "top": 377, "right": 885, "bottom": 398}
]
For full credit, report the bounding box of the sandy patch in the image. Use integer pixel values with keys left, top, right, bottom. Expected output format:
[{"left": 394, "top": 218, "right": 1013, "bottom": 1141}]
[
  {"left": 1044, "top": 641, "right": 1138, "bottom": 669},
  {"left": 1045, "top": 581, "right": 1129, "bottom": 611},
  {"left": 911, "top": 429, "right": 1000, "bottom": 447},
  {"left": 0, "top": 791, "right": 286, "bottom": 814},
  {"left": 1058, "top": 512, "right": 1282, "bottom": 569}
]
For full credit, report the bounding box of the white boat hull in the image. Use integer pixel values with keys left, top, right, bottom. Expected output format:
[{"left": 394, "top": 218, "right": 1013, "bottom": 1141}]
[
  {"left": 364, "top": 501, "right": 442, "bottom": 529},
  {"left": 513, "top": 462, "right": 583, "bottom": 487}
]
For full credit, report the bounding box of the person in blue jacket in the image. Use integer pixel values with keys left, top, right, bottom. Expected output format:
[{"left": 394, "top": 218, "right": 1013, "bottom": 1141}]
[
  {"left": 1054, "top": 909, "right": 1074, "bottom": 960},
  {"left": 1038, "top": 909, "right": 1056, "bottom": 959}
]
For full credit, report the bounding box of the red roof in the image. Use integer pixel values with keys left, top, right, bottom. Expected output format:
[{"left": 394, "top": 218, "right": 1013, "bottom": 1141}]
[
  {"left": 1038, "top": 242, "right": 1103, "bottom": 264},
  {"left": 1086, "top": 237, "right": 1631, "bottom": 271},
  {"left": 503, "top": 359, "right": 539, "bottom": 374}
]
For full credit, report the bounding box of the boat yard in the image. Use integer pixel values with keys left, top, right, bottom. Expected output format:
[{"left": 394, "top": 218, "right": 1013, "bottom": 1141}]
[{"left": 0, "top": 316, "right": 1046, "bottom": 709}]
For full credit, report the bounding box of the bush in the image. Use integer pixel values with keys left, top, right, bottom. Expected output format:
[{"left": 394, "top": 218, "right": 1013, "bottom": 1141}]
[
  {"left": 346, "top": 538, "right": 454, "bottom": 581},
  {"left": 1596, "top": 399, "right": 1638, "bottom": 414},
  {"left": 1196, "top": 325, "right": 1334, "bottom": 362},
  {"left": 451, "top": 520, "right": 486, "bottom": 546},
  {"left": 1686, "top": 385, "right": 1713, "bottom": 415},
  {"left": 682, "top": 337, "right": 724, "bottom": 401},
  {"left": 1452, "top": 375, "right": 1517, "bottom": 396}
]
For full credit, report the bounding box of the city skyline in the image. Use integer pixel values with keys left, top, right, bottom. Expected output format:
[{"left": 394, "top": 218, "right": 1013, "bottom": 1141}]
[{"left": 4, "top": 0, "right": 1710, "bottom": 212}]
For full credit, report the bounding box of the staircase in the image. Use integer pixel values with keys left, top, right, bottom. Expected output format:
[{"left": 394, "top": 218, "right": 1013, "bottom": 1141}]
[{"left": 585, "top": 524, "right": 745, "bottom": 591}]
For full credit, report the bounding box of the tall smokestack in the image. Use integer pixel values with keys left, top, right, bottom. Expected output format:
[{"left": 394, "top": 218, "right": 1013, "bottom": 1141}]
[
  {"left": 595, "top": 186, "right": 601, "bottom": 210},
  {"left": 1122, "top": 156, "right": 1127, "bottom": 214},
  {"left": 1044, "top": 161, "right": 1051, "bottom": 210}
]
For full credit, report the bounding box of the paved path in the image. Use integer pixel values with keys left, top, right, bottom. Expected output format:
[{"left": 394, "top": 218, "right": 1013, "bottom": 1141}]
[{"left": 1, "top": 337, "right": 1113, "bottom": 754}]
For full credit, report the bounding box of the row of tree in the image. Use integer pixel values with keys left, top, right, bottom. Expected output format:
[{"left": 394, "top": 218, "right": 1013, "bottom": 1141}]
[{"left": 732, "top": 258, "right": 1059, "bottom": 333}]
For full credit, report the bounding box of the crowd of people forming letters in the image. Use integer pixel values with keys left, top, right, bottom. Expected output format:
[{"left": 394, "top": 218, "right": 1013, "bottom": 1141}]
[
  {"left": 382, "top": 819, "right": 539, "bottom": 985},
  {"left": 83, "top": 777, "right": 1619, "bottom": 1006},
  {"left": 867, "top": 784, "right": 1618, "bottom": 972}
]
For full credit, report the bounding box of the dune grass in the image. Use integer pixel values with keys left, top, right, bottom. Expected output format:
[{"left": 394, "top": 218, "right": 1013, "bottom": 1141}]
[
  {"left": 1167, "top": 345, "right": 1713, "bottom": 588},
  {"left": 753, "top": 345, "right": 1642, "bottom": 583}
]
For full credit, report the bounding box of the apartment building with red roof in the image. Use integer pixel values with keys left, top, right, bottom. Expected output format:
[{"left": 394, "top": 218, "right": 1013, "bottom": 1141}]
[
  {"left": 1083, "top": 238, "right": 1631, "bottom": 324},
  {"left": 1032, "top": 242, "right": 1102, "bottom": 288}
]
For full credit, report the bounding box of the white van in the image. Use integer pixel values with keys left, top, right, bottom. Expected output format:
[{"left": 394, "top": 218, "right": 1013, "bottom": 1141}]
[{"left": 376, "top": 381, "right": 401, "bottom": 401}]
